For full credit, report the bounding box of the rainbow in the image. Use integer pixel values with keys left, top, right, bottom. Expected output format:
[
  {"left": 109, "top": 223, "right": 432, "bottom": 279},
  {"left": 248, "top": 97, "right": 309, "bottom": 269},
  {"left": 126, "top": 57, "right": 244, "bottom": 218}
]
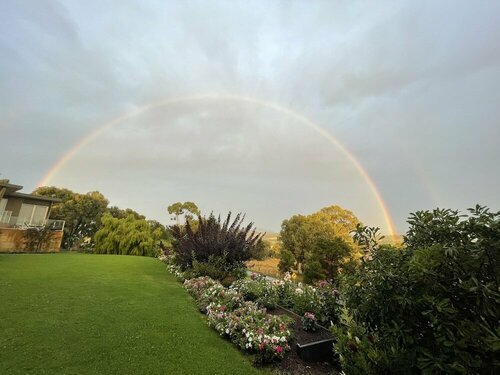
[{"left": 38, "top": 93, "right": 397, "bottom": 236}]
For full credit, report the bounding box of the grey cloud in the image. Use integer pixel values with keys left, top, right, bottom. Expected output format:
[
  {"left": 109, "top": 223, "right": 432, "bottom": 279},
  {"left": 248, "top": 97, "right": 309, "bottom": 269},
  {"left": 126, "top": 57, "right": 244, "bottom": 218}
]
[{"left": 1, "top": 0, "right": 499, "bottom": 233}]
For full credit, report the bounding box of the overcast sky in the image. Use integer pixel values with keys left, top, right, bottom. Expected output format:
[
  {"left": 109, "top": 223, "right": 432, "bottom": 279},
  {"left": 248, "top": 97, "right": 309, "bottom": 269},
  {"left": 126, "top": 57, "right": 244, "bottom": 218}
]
[{"left": 1, "top": 1, "right": 499, "bottom": 234}]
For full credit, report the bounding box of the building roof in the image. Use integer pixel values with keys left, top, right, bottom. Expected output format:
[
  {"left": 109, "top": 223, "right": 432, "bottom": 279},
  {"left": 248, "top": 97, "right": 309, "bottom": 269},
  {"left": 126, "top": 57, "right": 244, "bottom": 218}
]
[
  {"left": 0, "top": 180, "right": 23, "bottom": 194},
  {"left": 7, "top": 192, "right": 61, "bottom": 203},
  {"left": 1, "top": 179, "right": 61, "bottom": 203}
]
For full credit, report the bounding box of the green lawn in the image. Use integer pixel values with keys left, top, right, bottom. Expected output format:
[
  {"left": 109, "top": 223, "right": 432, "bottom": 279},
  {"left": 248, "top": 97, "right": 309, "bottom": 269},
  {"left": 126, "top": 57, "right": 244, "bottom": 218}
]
[{"left": 0, "top": 253, "right": 261, "bottom": 375}]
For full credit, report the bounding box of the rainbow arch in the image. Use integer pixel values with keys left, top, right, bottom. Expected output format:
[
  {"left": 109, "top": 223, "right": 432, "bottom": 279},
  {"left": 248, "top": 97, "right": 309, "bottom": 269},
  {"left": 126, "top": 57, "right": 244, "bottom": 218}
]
[{"left": 38, "top": 93, "right": 397, "bottom": 236}]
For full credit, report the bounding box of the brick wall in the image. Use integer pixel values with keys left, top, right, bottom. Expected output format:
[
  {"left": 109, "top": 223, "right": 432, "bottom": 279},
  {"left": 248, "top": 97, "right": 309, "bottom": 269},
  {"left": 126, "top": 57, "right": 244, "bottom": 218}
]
[{"left": 0, "top": 228, "right": 63, "bottom": 252}]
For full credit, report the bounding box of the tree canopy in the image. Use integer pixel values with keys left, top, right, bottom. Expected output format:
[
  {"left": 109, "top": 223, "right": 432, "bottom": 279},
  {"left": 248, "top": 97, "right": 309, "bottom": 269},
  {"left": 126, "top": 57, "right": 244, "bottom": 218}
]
[
  {"left": 167, "top": 201, "right": 200, "bottom": 225},
  {"left": 33, "top": 186, "right": 109, "bottom": 249},
  {"left": 94, "top": 213, "right": 163, "bottom": 257},
  {"left": 279, "top": 205, "right": 361, "bottom": 275}
]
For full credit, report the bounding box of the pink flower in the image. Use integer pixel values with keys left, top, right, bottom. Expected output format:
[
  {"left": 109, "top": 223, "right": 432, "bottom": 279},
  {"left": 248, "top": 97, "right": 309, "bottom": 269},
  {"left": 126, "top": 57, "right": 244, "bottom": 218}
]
[{"left": 275, "top": 346, "right": 283, "bottom": 353}]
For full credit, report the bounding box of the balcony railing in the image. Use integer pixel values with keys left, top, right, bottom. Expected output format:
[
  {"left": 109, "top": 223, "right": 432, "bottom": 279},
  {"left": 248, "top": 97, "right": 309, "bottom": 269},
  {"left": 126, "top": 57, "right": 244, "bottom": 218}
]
[
  {"left": 0, "top": 210, "right": 12, "bottom": 224},
  {"left": 0, "top": 211, "right": 65, "bottom": 231}
]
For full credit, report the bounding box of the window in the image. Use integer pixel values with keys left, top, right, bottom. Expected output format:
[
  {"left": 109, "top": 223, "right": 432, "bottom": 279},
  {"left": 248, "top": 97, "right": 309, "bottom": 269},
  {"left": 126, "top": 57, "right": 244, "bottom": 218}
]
[
  {"left": 0, "top": 198, "right": 7, "bottom": 212},
  {"left": 16, "top": 203, "right": 49, "bottom": 226}
]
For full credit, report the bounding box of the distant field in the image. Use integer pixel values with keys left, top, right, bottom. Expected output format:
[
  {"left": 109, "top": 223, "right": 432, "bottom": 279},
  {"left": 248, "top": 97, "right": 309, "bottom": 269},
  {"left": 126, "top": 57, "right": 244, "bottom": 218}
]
[
  {"left": 246, "top": 258, "right": 281, "bottom": 278},
  {"left": 0, "top": 254, "right": 260, "bottom": 375}
]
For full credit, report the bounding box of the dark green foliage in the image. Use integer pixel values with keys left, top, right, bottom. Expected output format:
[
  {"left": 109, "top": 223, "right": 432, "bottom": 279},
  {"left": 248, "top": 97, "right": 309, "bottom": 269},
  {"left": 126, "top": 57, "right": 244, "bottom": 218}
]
[
  {"left": 303, "top": 260, "right": 325, "bottom": 284},
  {"left": 278, "top": 249, "right": 296, "bottom": 273},
  {"left": 171, "top": 212, "right": 263, "bottom": 278},
  {"left": 252, "top": 238, "right": 272, "bottom": 260},
  {"left": 352, "top": 224, "right": 384, "bottom": 260},
  {"left": 333, "top": 205, "right": 500, "bottom": 374},
  {"left": 304, "top": 236, "right": 354, "bottom": 283},
  {"left": 33, "top": 186, "right": 109, "bottom": 249},
  {"left": 191, "top": 255, "right": 247, "bottom": 285}
]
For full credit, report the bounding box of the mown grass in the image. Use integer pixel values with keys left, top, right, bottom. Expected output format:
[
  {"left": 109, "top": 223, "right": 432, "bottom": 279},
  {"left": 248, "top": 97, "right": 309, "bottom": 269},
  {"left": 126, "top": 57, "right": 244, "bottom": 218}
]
[{"left": 0, "top": 253, "right": 261, "bottom": 375}]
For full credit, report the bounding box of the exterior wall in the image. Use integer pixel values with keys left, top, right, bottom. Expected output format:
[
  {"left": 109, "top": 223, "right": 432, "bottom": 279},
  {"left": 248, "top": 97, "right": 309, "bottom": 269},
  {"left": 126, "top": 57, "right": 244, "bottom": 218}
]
[
  {"left": 0, "top": 228, "right": 63, "bottom": 252},
  {"left": 4, "top": 196, "right": 52, "bottom": 218},
  {"left": 4, "top": 197, "right": 23, "bottom": 217}
]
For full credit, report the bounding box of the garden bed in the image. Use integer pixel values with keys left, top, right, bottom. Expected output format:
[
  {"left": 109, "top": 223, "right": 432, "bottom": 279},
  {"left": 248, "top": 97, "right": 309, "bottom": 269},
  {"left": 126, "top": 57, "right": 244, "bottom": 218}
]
[{"left": 268, "top": 306, "right": 336, "bottom": 375}]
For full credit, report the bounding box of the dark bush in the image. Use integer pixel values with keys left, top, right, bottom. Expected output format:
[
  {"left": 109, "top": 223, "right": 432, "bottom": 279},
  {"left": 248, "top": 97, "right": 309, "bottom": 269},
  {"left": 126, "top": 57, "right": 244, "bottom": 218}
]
[{"left": 170, "top": 212, "right": 263, "bottom": 278}]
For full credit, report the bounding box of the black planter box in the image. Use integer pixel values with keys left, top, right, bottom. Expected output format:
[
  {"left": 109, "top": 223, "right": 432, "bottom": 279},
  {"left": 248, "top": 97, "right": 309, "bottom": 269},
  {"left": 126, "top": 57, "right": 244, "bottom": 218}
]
[{"left": 296, "top": 338, "right": 335, "bottom": 363}]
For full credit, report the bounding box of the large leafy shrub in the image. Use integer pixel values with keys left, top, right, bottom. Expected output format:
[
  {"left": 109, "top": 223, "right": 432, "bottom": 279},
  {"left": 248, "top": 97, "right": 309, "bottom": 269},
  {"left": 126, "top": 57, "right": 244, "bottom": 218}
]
[
  {"left": 171, "top": 212, "right": 263, "bottom": 278},
  {"left": 333, "top": 206, "right": 500, "bottom": 374}
]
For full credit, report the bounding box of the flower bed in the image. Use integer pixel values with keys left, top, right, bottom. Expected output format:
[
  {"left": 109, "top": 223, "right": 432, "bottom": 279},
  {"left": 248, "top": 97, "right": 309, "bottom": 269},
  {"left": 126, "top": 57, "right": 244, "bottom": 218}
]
[
  {"left": 182, "top": 276, "right": 294, "bottom": 362},
  {"left": 162, "top": 257, "right": 337, "bottom": 368},
  {"left": 232, "top": 272, "right": 341, "bottom": 327}
]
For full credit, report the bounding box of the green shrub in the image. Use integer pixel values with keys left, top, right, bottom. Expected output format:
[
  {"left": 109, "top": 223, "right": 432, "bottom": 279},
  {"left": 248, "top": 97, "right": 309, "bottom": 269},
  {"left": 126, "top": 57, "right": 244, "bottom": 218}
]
[
  {"left": 303, "top": 260, "right": 325, "bottom": 284},
  {"left": 278, "top": 249, "right": 296, "bottom": 273},
  {"left": 333, "top": 206, "right": 500, "bottom": 374},
  {"left": 231, "top": 275, "right": 280, "bottom": 309}
]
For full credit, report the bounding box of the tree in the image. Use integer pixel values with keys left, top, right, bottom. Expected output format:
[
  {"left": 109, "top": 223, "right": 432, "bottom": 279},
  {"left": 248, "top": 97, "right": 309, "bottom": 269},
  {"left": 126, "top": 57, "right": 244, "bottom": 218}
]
[
  {"left": 147, "top": 220, "right": 172, "bottom": 244},
  {"left": 304, "top": 236, "right": 354, "bottom": 283},
  {"left": 167, "top": 201, "right": 200, "bottom": 225},
  {"left": 279, "top": 205, "right": 361, "bottom": 274},
  {"left": 94, "top": 214, "right": 162, "bottom": 257},
  {"left": 107, "top": 206, "right": 145, "bottom": 220},
  {"left": 278, "top": 249, "right": 296, "bottom": 274},
  {"left": 33, "top": 187, "right": 109, "bottom": 249}
]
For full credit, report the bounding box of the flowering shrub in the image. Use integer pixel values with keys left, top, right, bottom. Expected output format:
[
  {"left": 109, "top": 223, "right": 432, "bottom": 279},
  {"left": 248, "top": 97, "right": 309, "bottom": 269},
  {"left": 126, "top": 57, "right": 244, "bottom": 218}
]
[
  {"left": 291, "top": 282, "right": 324, "bottom": 318},
  {"left": 180, "top": 273, "right": 341, "bottom": 362},
  {"left": 161, "top": 254, "right": 188, "bottom": 281},
  {"left": 207, "top": 301, "right": 293, "bottom": 362},
  {"left": 197, "top": 284, "right": 244, "bottom": 313},
  {"left": 271, "top": 277, "right": 296, "bottom": 308},
  {"left": 301, "top": 312, "right": 318, "bottom": 332},
  {"left": 183, "top": 277, "right": 220, "bottom": 301},
  {"left": 184, "top": 276, "right": 293, "bottom": 362},
  {"left": 231, "top": 274, "right": 280, "bottom": 309},
  {"left": 232, "top": 274, "right": 341, "bottom": 326}
]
